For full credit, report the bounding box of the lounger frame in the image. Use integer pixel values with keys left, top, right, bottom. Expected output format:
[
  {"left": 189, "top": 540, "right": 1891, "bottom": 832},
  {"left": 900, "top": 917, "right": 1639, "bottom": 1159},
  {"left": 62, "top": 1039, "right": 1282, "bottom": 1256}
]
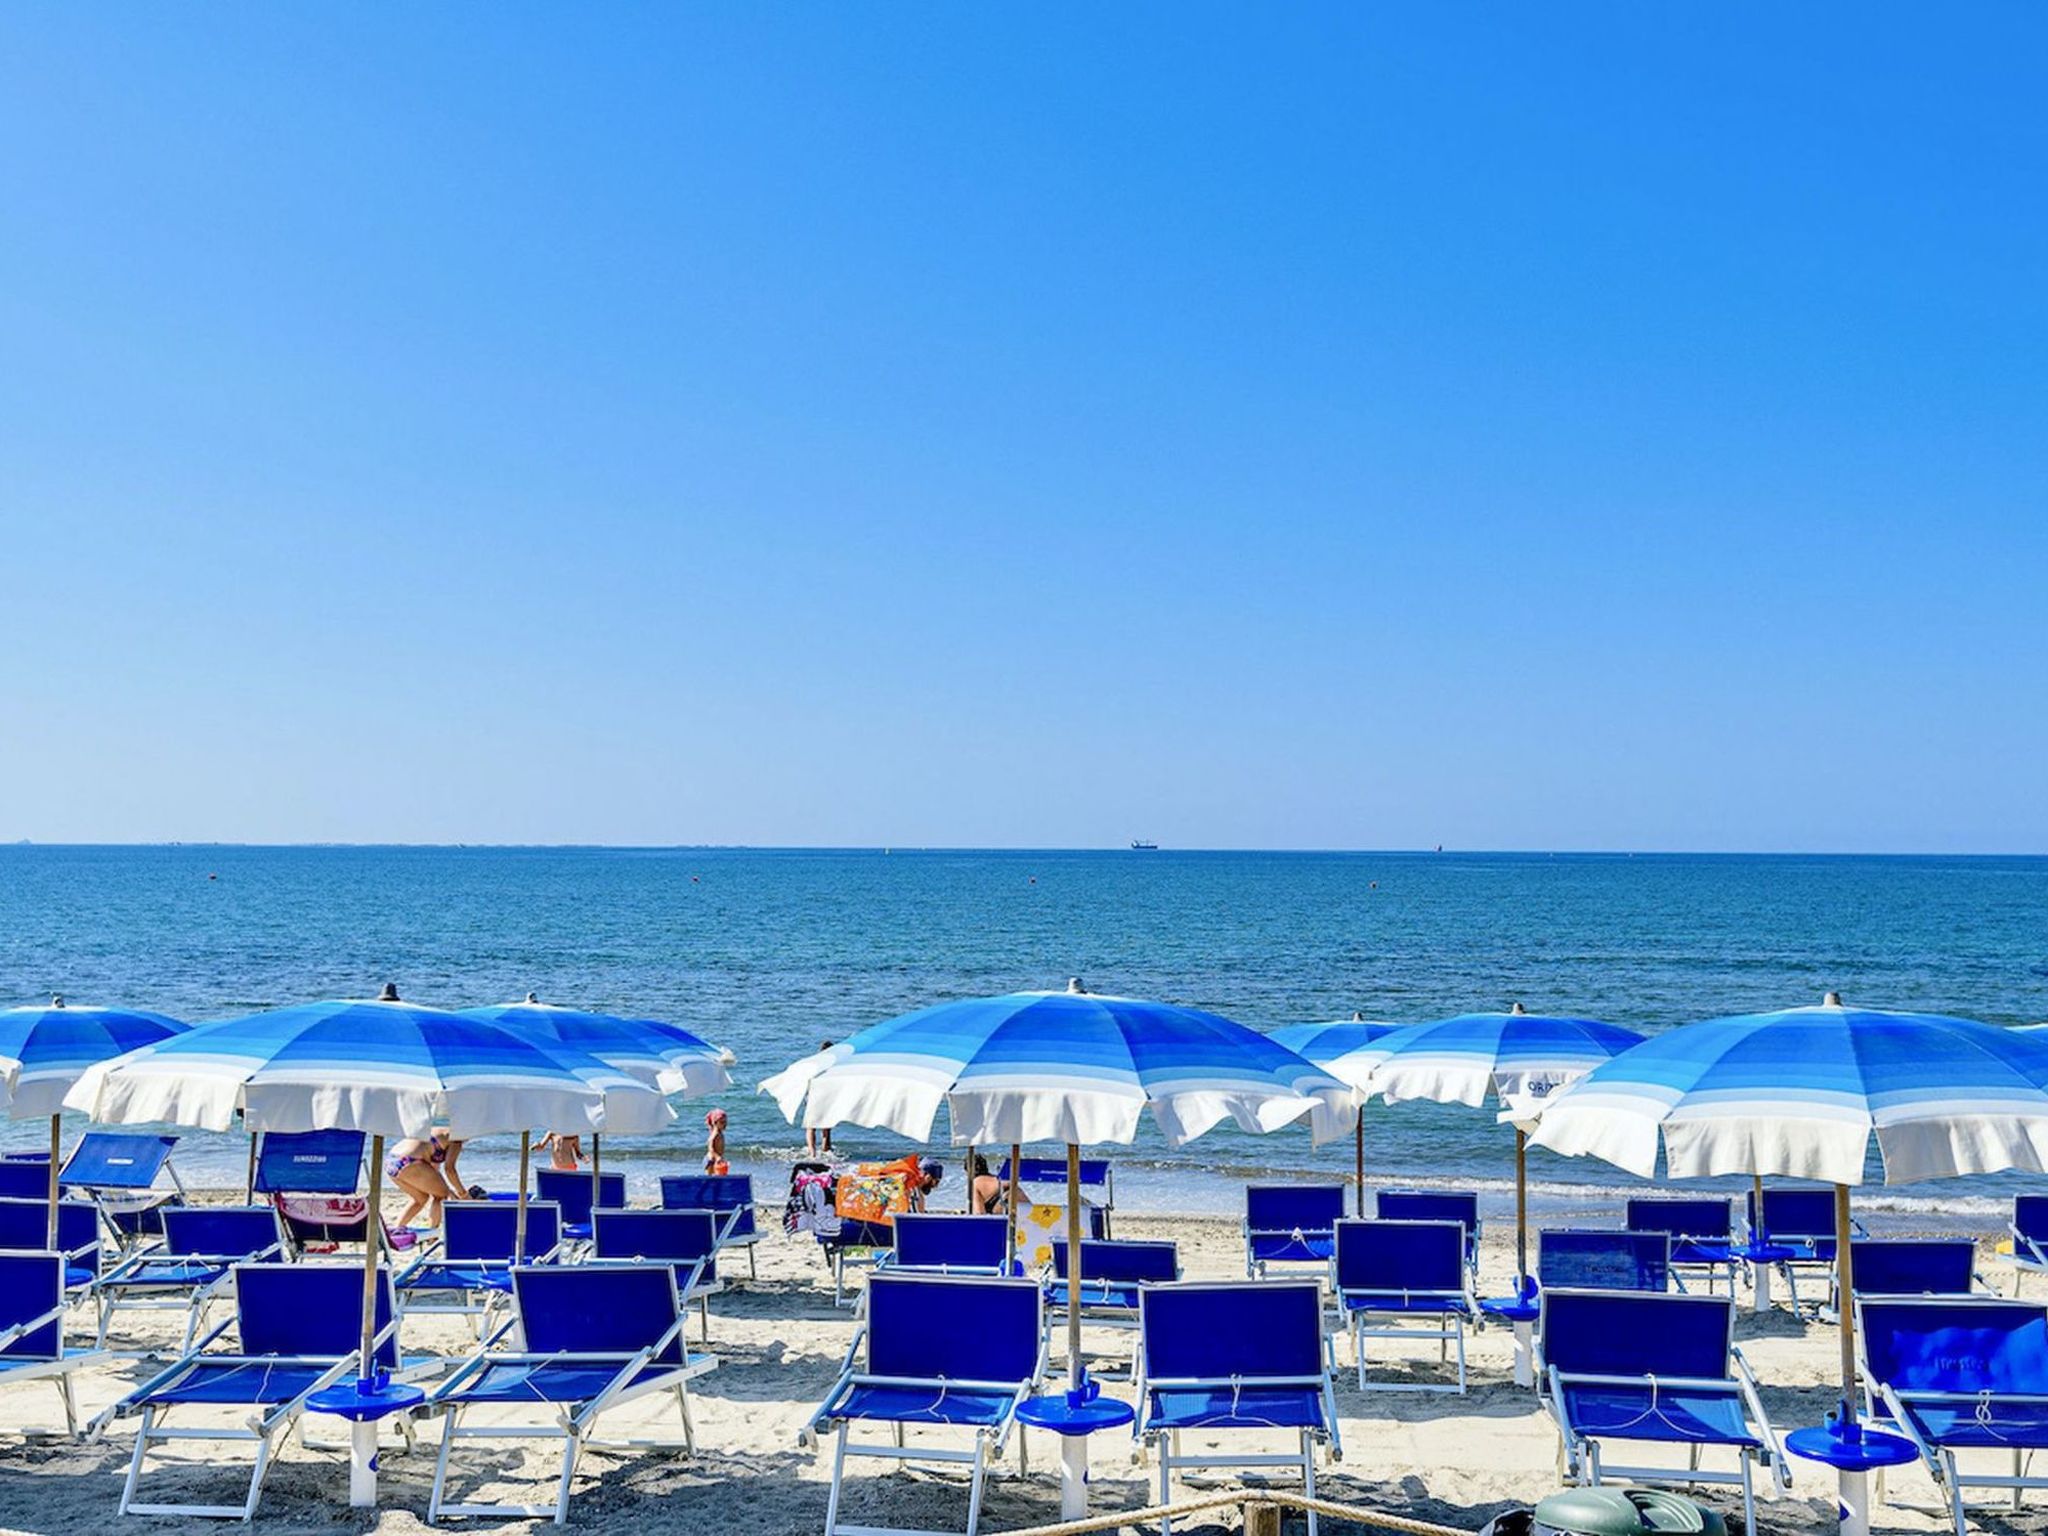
[
  {"left": 1334, "top": 1219, "right": 1477, "bottom": 1394},
  {"left": 0, "top": 1251, "right": 106, "bottom": 1438}
]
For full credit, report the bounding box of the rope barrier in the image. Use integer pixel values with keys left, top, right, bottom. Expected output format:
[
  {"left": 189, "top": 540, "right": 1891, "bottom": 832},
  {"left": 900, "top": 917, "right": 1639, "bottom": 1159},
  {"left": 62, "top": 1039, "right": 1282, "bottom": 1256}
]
[{"left": 999, "top": 1485, "right": 1478, "bottom": 1536}]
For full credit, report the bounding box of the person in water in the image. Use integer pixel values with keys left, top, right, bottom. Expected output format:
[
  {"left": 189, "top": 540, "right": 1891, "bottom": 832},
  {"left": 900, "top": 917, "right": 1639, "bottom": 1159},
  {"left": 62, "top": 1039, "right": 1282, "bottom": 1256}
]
[
  {"left": 805, "top": 1039, "right": 836, "bottom": 1157},
  {"left": 387, "top": 1129, "right": 466, "bottom": 1228},
  {"left": 704, "top": 1108, "right": 729, "bottom": 1174},
  {"left": 538, "top": 1132, "right": 584, "bottom": 1171}
]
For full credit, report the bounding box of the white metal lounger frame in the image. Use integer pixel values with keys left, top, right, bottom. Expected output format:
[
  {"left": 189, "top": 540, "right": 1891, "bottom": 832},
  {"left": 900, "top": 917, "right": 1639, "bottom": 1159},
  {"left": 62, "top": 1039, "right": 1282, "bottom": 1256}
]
[
  {"left": 804, "top": 1274, "right": 1046, "bottom": 1536},
  {"left": 425, "top": 1299, "right": 717, "bottom": 1525},
  {"left": 1537, "top": 1299, "right": 1789, "bottom": 1536},
  {"left": 1342, "top": 1279, "right": 1478, "bottom": 1394},
  {"left": 0, "top": 1257, "right": 106, "bottom": 1438},
  {"left": 1136, "top": 1283, "right": 1343, "bottom": 1536},
  {"left": 109, "top": 1312, "right": 415, "bottom": 1519},
  {"left": 95, "top": 1225, "right": 287, "bottom": 1354}
]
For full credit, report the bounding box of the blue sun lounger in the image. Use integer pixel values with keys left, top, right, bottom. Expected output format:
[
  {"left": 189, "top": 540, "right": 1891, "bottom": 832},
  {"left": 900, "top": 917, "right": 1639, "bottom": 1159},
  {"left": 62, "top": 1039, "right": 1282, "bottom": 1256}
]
[
  {"left": 0, "top": 1251, "right": 107, "bottom": 1437},
  {"left": 1244, "top": 1186, "right": 1346, "bottom": 1279},
  {"left": 886, "top": 1214, "right": 1011, "bottom": 1276},
  {"left": 1625, "top": 1196, "right": 1739, "bottom": 1296},
  {"left": 1997, "top": 1196, "right": 2048, "bottom": 1295},
  {"left": 1138, "top": 1280, "right": 1340, "bottom": 1536},
  {"left": 590, "top": 1208, "right": 720, "bottom": 1343},
  {"left": 534, "top": 1169, "right": 626, "bottom": 1244},
  {"left": 806, "top": 1271, "right": 1043, "bottom": 1536},
  {"left": 1842, "top": 1240, "right": 1980, "bottom": 1310},
  {"left": 660, "top": 1173, "right": 761, "bottom": 1277},
  {"left": 0, "top": 1197, "right": 102, "bottom": 1301},
  {"left": 1747, "top": 1186, "right": 1863, "bottom": 1314},
  {"left": 1538, "top": 1230, "right": 1672, "bottom": 1294},
  {"left": 395, "top": 1200, "right": 562, "bottom": 1334},
  {"left": 1538, "top": 1288, "right": 1787, "bottom": 1532},
  {"left": 820, "top": 1217, "right": 898, "bottom": 1308},
  {"left": 1375, "top": 1190, "right": 1482, "bottom": 1283},
  {"left": 1335, "top": 1219, "right": 1477, "bottom": 1393},
  {"left": 0, "top": 1156, "right": 53, "bottom": 1201},
  {"left": 252, "top": 1129, "right": 370, "bottom": 1250},
  {"left": 110, "top": 1263, "right": 417, "bottom": 1519},
  {"left": 1047, "top": 1238, "right": 1178, "bottom": 1378},
  {"left": 1859, "top": 1295, "right": 2048, "bottom": 1534},
  {"left": 998, "top": 1155, "right": 1116, "bottom": 1236},
  {"left": 95, "top": 1205, "right": 287, "bottom": 1353},
  {"left": 426, "top": 1263, "right": 717, "bottom": 1525},
  {"left": 60, "top": 1132, "right": 185, "bottom": 1249}
]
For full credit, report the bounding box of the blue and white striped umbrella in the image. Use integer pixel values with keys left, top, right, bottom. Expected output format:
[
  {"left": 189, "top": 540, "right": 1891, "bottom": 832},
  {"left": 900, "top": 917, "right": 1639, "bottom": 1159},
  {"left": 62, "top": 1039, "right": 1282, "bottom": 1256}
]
[
  {"left": 66, "top": 991, "right": 675, "bottom": 1140},
  {"left": 1529, "top": 993, "right": 2048, "bottom": 1186},
  {"left": 0, "top": 998, "right": 188, "bottom": 1119},
  {"left": 1366, "top": 1004, "right": 1646, "bottom": 1108},
  {"left": 460, "top": 995, "right": 736, "bottom": 1100},
  {"left": 1267, "top": 1015, "right": 1405, "bottom": 1093},
  {"left": 762, "top": 979, "right": 1352, "bottom": 1149}
]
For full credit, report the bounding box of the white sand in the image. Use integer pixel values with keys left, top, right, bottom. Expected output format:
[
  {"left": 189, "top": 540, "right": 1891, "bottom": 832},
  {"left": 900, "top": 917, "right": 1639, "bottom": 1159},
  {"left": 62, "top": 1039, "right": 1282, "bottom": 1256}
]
[{"left": 0, "top": 1201, "right": 2038, "bottom": 1535}]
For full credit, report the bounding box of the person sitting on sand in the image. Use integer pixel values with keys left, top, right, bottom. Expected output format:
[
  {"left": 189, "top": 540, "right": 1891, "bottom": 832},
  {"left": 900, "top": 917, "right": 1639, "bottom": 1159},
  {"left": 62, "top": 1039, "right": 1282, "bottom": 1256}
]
[
  {"left": 387, "top": 1129, "right": 466, "bottom": 1229},
  {"left": 969, "top": 1153, "right": 1006, "bottom": 1214},
  {"left": 539, "top": 1132, "right": 584, "bottom": 1171}
]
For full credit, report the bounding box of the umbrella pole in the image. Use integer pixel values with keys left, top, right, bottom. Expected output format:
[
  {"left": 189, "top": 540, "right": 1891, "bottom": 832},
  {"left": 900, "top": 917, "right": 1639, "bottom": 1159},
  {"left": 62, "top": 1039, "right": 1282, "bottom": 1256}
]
[
  {"left": 590, "top": 1132, "right": 601, "bottom": 1218},
  {"left": 966, "top": 1142, "right": 975, "bottom": 1213},
  {"left": 515, "top": 1131, "right": 532, "bottom": 1266},
  {"left": 1514, "top": 1128, "right": 1529, "bottom": 1286},
  {"left": 1354, "top": 1115, "right": 1365, "bottom": 1218},
  {"left": 46, "top": 1113, "right": 61, "bottom": 1248},
  {"left": 1752, "top": 1173, "right": 1774, "bottom": 1311},
  {"left": 1005, "top": 1143, "right": 1021, "bottom": 1272},
  {"left": 361, "top": 1134, "right": 382, "bottom": 1384},
  {"left": 1833, "top": 1180, "right": 1874, "bottom": 1536},
  {"left": 245, "top": 1133, "right": 258, "bottom": 1202},
  {"left": 1060, "top": 1141, "right": 1087, "bottom": 1519}
]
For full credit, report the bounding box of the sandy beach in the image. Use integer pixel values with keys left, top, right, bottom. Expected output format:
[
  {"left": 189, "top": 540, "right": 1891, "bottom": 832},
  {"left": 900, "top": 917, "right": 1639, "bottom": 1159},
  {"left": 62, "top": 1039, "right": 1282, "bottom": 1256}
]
[{"left": 0, "top": 1198, "right": 2035, "bottom": 1536}]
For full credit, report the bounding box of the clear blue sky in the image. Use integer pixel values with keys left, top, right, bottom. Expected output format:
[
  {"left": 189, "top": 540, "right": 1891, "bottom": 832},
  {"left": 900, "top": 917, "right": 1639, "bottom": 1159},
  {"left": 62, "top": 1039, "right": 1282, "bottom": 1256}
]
[{"left": 4, "top": 6, "right": 2044, "bottom": 851}]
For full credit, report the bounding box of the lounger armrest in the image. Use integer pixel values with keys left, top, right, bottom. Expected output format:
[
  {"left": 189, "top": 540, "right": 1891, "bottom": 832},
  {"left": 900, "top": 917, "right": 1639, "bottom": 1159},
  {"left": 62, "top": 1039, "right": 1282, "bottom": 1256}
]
[
  {"left": 255, "top": 1353, "right": 357, "bottom": 1435},
  {"left": 1729, "top": 1347, "right": 1790, "bottom": 1483},
  {"left": 1552, "top": 1368, "right": 1738, "bottom": 1393},
  {"left": 713, "top": 1206, "right": 747, "bottom": 1246},
  {"left": 1142, "top": 1373, "right": 1330, "bottom": 1392},
  {"left": 0, "top": 1303, "right": 66, "bottom": 1351},
  {"left": 60, "top": 1239, "right": 99, "bottom": 1268},
  {"left": 803, "top": 1367, "right": 858, "bottom": 1445}
]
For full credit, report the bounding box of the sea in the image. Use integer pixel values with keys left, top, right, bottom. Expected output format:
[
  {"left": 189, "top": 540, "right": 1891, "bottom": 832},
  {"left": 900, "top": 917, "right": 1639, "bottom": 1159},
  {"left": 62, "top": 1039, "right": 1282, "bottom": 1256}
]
[{"left": 5, "top": 844, "right": 2047, "bottom": 1234}]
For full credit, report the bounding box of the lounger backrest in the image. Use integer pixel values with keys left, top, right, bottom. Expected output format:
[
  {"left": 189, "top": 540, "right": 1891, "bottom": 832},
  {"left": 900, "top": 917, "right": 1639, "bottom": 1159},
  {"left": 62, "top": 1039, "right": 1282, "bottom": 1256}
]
[
  {"left": 0, "top": 1253, "right": 62, "bottom": 1361},
  {"left": 441, "top": 1200, "right": 561, "bottom": 1261},
  {"left": 591, "top": 1209, "right": 717, "bottom": 1269},
  {"left": 1335, "top": 1219, "right": 1465, "bottom": 1293},
  {"left": 1850, "top": 1240, "right": 1976, "bottom": 1296},
  {"left": 1625, "top": 1197, "right": 1733, "bottom": 1242},
  {"left": 59, "top": 1131, "right": 176, "bottom": 1190},
  {"left": 865, "top": 1273, "right": 1040, "bottom": 1384},
  {"left": 2015, "top": 1195, "right": 2048, "bottom": 1246},
  {"left": 161, "top": 1205, "right": 284, "bottom": 1259},
  {"left": 0, "top": 1160, "right": 51, "bottom": 1200},
  {"left": 1538, "top": 1230, "right": 1671, "bottom": 1293},
  {"left": 1052, "top": 1239, "right": 1178, "bottom": 1285},
  {"left": 252, "top": 1130, "right": 365, "bottom": 1195},
  {"left": 1141, "top": 1281, "right": 1324, "bottom": 1380},
  {"left": 1540, "top": 1288, "right": 1732, "bottom": 1379},
  {"left": 658, "top": 1175, "right": 756, "bottom": 1237},
  {"left": 1749, "top": 1187, "right": 1834, "bottom": 1240},
  {"left": 892, "top": 1214, "right": 1008, "bottom": 1269},
  {"left": 1246, "top": 1185, "right": 1346, "bottom": 1233},
  {"left": 1376, "top": 1190, "right": 1481, "bottom": 1235},
  {"left": 1861, "top": 1298, "right": 2048, "bottom": 1394},
  {"left": 535, "top": 1169, "right": 626, "bottom": 1225},
  {"left": 513, "top": 1264, "right": 686, "bottom": 1368},
  {"left": 0, "top": 1198, "right": 99, "bottom": 1268},
  {"left": 999, "top": 1156, "right": 1111, "bottom": 1188},
  {"left": 235, "top": 1264, "right": 398, "bottom": 1368}
]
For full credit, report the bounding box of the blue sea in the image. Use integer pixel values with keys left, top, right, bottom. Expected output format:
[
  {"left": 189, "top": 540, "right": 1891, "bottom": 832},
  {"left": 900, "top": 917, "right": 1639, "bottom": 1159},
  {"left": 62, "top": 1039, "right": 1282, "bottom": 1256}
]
[{"left": 5, "top": 845, "right": 2047, "bottom": 1232}]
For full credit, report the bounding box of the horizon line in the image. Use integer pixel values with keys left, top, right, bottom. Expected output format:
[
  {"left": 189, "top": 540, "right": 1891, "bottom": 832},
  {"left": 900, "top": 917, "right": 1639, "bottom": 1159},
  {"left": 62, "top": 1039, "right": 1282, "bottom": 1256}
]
[{"left": 6, "top": 841, "right": 2048, "bottom": 859}]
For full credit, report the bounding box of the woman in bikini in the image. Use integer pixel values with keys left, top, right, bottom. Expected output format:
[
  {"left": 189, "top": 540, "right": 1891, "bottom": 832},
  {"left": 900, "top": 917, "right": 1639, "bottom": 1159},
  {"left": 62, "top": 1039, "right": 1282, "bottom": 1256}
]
[{"left": 387, "top": 1129, "right": 466, "bottom": 1228}]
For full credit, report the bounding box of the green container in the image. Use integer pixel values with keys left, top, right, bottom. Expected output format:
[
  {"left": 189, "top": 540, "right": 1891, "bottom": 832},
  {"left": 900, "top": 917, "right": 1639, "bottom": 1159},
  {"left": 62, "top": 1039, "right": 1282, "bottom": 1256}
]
[{"left": 1532, "top": 1487, "right": 1729, "bottom": 1536}]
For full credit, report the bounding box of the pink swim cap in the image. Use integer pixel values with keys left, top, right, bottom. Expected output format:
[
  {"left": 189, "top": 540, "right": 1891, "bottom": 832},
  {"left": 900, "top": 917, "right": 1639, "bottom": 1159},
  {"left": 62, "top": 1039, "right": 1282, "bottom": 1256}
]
[{"left": 705, "top": 1109, "right": 728, "bottom": 1127}]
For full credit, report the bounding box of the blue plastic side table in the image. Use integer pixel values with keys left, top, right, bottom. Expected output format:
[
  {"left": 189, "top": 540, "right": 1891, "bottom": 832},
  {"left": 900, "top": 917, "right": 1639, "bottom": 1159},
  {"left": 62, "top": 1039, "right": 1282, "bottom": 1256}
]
[
  {"left": 308, "top": 1375, "right": 426, "bottom": 1508},
  {"left": 1786, "top": 1417, "right": 1916, "bottom": 1536},
  {"left": 1482, "top": 1281, "right": 1542, "bottom": 1387},
  {"left": 1017, "top": 1380, "right": 1136, "bottom": 1520}
]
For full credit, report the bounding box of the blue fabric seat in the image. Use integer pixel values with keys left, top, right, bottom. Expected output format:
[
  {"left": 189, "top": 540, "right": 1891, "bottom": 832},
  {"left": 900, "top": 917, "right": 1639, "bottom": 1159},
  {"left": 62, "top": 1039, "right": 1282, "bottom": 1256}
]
[
  {"left": 252, "top": 1130, "right": 369, "bottom": 1249},
  {"left": 1335, "top": 1219, "right": 1476, "bottom": 1392},
  {"left": 395, "top": 1200, "right": 561, "bottom": 1335},
  {"left": 59, "top": 1133, "right": 183, "bottom": 1251},
  {"left": 998, "top": 1155, "right": 1116, "bottom": 1236},
  {"left": 887, "top": 1213, "right": 1010, "bottom": 1274},
  {"left": 1243, "top": 1185, "right": 1345, "bottom": 1278},
  {"left": 1538, "top": 1288, "right": 1786, "bottom": 1534},
  {"left": 534, "top": 1168, "right": 624, "bottom": 1241},
  {"left": 1538, "top": 1230, "right": 1672, "bottom": 1294},
  {"left": 1747, "top": 1186, "right": 1861, "bottom": 1314},
  {"left": 427, "top": 1263, "right": 716, "bottom": 1525},
  {"left": 1847, "top": 1239, "right": 1978, "bottom": 1300},
  {"left": 1047, "top": 1239, "right": 1178, "bottom": 1378},
  {"left": 0, "top": 1197, "right": 101, "bottom": 1298},
  {"left": 110, "top": 1263, "right": 417, "bottom": 1520},
  {"left": 95, "top": 1205, "right": 286, "bottom": 1352},
  {"left": 1138, "top": 1280, "right": 1339, "bottom": 1536},
  {"left": 806, "top": 1271, "right": 1043, "bottom": 1536},
  {"left": 1625, "top": 1197, "right": 1738, "bottom": 1295},
  {"left": 589, "top": 1208, "right": 720, "bottom": 1342},
  {"left": 1860, "top": 1295, "right": 2048, "bottom": 1534},
  {"left": 1375, "top": 1189, "right": 1482, "bottom": 1280},
  {"left": 0, "top": 1251, "right": 106, "bottom": 1438},
  {"left": 659, "top": 1174, "right": 761, "bottom": 1277},
  {"left": 1998, "top": 1195, "right": 2048, "bottom": 1293}
]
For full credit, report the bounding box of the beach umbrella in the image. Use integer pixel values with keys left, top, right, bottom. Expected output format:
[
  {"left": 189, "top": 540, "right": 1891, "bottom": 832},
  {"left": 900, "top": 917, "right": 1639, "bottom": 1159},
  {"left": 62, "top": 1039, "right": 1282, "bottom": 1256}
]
[
  {"left": 0, "top": 998, "right": 188, "bottom": 1244},
  {"left": 1366, "top": 1004, "right": 1643, "bottom": 1288},
  {"left": 761, "top": 978, "right": 1351, "bottom": 1520},
  {"left": 1268, "top": 1014, "right": 1404, "bottom": 1216},
  {"left": 460, "top": 994, "right": 736, "bottom": 1204},
  {"left": 1528, "top": 992, "right": 2048, "bottom": 1536},
  {"left": 67, "top": 984, "right": 673, "bottom": 1508}
]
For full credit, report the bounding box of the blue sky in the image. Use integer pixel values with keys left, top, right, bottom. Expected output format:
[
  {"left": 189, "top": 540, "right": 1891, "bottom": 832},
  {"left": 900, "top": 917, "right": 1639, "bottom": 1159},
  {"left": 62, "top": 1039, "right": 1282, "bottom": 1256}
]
[{"left": 3, "top": 6, "right": 2044, "bottom": 851}]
